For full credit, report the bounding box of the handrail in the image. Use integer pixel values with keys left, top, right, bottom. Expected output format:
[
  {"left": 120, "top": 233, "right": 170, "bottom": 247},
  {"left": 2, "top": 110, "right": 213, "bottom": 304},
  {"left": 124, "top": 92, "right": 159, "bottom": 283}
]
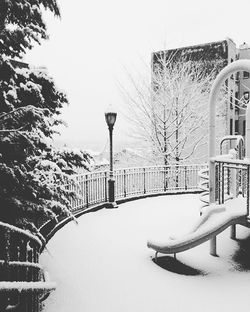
[
  {"left": 65, "top": 164, "right": 207, "bottom": 213},
  {"left": 39, "top": 164, "right": 207, "bottom": 240},
  {"left": 211, "top": 158, "right": 250, "bottom": 165},
  {"left": 70, "top": 164, "right": 205, "bottom": 180}
]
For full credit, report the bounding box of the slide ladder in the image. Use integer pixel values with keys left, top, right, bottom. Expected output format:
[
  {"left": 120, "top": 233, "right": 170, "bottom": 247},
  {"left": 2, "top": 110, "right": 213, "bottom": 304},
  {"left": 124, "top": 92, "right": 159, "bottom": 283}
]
[{"left": 198, "top": 167, "right": 209, "bottom": 209}]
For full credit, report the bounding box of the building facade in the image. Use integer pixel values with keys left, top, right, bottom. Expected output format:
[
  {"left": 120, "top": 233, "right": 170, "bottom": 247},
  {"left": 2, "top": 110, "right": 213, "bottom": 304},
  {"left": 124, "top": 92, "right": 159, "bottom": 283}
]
[
  {"left": 152, "top": 39, "right": 250, "bottom": 162},
  {"left": 153, "top": 38, "right": 250, "bottom": 137},
  {"left": 237, "top": 42, "right": 250, "bottom": 136}
]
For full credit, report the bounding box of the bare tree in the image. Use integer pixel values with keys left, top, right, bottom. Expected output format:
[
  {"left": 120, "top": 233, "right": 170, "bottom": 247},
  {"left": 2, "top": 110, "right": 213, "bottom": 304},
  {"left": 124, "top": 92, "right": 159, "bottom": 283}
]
[{"left": 120, "top": 54, "right": 225, "bottom": 166}]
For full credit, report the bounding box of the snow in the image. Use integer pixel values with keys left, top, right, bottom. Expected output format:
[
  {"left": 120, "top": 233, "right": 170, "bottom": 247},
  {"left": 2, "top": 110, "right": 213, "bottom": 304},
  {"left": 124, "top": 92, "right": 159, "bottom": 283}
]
[
  {"left": 38, "top": 160, "right": 61, "bottom": 173},
  {"left": 41, "top": 194, "right": 250, "bottom": 312},
  {"left": 6, "top": 89, "right": 17, "bottom": 99},
  {"left": 0, "top": 221, "right": 42, "bottom": 246},
  {"left": 1, "top": 261, "right": 42, "bottom": 269},
  {"left": 0, "top": 282, "right": 56, "bottom": 292},
  {"left": 147, "top": 197, "right": 247, "bottom": 254}
]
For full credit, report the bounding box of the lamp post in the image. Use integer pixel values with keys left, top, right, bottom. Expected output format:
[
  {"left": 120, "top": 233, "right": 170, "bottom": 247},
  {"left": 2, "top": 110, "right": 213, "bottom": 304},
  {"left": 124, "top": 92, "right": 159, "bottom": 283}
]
[{"left": 105, "top": 107, "right": 118, "bottom": 208}]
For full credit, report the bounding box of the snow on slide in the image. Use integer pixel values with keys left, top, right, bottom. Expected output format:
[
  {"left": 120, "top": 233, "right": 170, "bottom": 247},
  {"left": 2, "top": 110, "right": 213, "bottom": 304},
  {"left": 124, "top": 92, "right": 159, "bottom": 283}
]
[{"left": 147, "top": 197, "right": 247, "bottom": 255}]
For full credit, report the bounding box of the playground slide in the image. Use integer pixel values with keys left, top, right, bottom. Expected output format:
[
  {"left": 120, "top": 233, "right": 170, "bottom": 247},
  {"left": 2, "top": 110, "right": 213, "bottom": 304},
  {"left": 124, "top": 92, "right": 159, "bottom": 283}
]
[{"left": 147, "top": 197, "right": 247, "bottom": 255}]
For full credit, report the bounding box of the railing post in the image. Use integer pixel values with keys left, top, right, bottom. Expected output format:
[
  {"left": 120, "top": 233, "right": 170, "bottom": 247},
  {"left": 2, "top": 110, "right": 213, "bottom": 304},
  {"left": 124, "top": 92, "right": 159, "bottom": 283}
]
[
  {"left": 217, "top": 163, "right": 220, "bottom": 204},
  {"left": 247, "top": 165, "right": 250, "bottom": 216},
  {"left": 104, "top": 172, "right": 108, "bottom": 202},
  {"left": 175, "top": 164, "right": 179, "bottom": 188},
  {"left": 163, "top": 166, "right": 166, "bottom": 192},
  {"left": 81, "top": 176, "right": 84, "bottom": 209},
  {"left": 210, "top": 236, "right": 217, "bottom": 256},
  {"left": 215, "top": 163, "right": 218, "bottom": 203},
  {"left": 221, "top": 164, "right": 224, "bottom": 204},
  {"left": 124, "top": 169, "right": 126, "bottom": 197},
  {"left": 209, "top": 160, "right": 216, "bottom": 205},
  {"left": 4, "top": 230, "right": 10, "bottom": 281},
  {"left": 230, "top": 224, "right": 236, "bottom": 240},
  {"left": 143, "top": 168, "right": 146, "bottom": 194},
  {"left": 184, "top": 166, "right": 187, "bottom": 190},
  {"left": 85, "top": 175, "right": 89, "bottom": 208}
]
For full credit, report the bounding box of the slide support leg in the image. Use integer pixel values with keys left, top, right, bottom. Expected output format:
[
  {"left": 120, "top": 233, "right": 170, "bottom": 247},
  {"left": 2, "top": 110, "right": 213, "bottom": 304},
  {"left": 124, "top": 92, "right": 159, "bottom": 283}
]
[
  {"left": 155, "top": 251, "right": 158, "bottom": 263},
  {"left": 210, "top": 236, "right": 217, "bottom": 256},
  {"left": 230, "top": 225, "right": 236, "bottom": 239}
]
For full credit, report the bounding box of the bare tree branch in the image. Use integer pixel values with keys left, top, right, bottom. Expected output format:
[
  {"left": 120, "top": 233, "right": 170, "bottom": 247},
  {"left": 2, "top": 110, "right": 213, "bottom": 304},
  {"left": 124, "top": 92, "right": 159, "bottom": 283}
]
[{"left": 119, "top": 56, "right": 224, "bottom": 165}]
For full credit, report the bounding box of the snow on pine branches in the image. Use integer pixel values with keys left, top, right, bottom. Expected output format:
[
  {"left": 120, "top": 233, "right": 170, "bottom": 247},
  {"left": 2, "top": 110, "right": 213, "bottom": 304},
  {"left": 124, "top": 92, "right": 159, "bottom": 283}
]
[
  {"left": 0, "top": 0, "right": 60, "bottom": 58},
  {"left": 0, "top": 1, "right": 91, "bottom": 233}
]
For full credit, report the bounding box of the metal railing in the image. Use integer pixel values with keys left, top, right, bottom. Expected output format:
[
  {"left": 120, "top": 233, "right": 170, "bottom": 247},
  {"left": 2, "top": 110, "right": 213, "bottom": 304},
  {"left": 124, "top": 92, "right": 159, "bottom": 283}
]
[
  {"left": 67, "top": 164, "right": 207, "bottom": 212},
  {"left": 67, "top": 171, "right": 108, "bottom": 212},
  {"left": 213, "top": 158, "right": 250, "bottom": 217},
  {"left": 0, "top": 221, "right": 56, "bottom": 312}
]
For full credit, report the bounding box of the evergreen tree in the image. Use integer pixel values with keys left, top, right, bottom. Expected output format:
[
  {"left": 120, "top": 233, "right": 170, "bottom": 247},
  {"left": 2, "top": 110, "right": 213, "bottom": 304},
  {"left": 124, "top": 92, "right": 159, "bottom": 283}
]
[
  {"left": 0, "top": 1, "right": 91, "bottom": 232},
  {"left": 0, "top": 0, "right": 60, "bottom": 58}
]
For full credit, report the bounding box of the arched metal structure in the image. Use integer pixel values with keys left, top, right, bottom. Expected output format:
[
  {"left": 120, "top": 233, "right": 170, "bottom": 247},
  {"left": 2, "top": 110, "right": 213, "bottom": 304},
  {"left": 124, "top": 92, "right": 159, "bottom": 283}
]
[
  {"left": 209, "top": 60, "right": 250, "bottom": 204},
  {"left": 209, "top": 60, "right": 250, "bottom": 255}
]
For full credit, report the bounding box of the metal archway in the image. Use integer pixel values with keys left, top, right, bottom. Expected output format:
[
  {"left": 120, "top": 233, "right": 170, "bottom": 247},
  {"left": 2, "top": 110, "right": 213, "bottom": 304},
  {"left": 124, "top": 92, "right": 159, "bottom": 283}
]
[{"left": 209, "top": 60, "right": 250, "bottom": 204}]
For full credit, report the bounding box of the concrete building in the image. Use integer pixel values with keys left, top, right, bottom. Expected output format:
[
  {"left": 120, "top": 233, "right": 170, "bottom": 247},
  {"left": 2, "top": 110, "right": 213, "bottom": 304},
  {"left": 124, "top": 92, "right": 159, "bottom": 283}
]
[
  {"left": 237, "top": 42, "right": 250, "bottom": 136},
  {"left": 152, "top": 39, "right": 250, "bottom": 164}
]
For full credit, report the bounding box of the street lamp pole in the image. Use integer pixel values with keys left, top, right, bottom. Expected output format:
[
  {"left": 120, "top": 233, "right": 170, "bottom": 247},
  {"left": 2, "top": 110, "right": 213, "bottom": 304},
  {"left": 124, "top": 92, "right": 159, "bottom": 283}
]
[{"left": 105, "top": 107, "right": 118, "bottom": 208}]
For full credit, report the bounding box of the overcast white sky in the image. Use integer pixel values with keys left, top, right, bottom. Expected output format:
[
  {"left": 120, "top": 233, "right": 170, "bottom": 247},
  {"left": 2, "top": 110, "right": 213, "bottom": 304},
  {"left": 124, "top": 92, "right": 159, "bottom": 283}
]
[{"left": 25, "top": 0, "right": 250, "bottom": 152}]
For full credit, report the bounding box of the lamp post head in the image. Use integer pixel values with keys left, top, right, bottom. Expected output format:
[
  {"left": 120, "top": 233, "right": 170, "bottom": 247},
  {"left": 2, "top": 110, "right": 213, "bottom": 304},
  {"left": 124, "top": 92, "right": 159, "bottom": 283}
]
[{"left": 105, "top": 106, "right": 117, "bottom": 129}]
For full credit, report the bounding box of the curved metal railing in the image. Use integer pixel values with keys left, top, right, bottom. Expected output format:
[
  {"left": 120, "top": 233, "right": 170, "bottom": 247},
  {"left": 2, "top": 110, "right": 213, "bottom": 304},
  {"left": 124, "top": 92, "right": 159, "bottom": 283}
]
[
  {"left": 66, "top": 164, "right": 207, "bottom": 213},
  {"left": 39, "top": 164, "right": 207, "bottom": 241},
  {"left": 0, "top": 221, "right": 56, "bottom": 311}
]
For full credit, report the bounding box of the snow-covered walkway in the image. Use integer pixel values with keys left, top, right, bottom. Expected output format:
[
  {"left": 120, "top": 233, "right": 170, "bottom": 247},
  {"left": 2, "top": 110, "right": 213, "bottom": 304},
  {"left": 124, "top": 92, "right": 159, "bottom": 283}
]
[{"left": 41, "top": 194, "right": 250, "bottom": 312}]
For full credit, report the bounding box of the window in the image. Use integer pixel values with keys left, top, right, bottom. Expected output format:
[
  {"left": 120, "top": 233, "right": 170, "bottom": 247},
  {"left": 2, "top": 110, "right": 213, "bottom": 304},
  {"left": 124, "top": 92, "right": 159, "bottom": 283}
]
[
  {"left": 235, "top": 91, "right": 239, "bottom": 111},
  {"left": 230, "top": 59, "right": 234, "bottom": 79},
  {"left": 235, "top": 120, "right": 239, "bottom": 134},
  {"left": 240, "top": 91, "right": 250, "bottom": 108},
  {"left": 243, "top": 71, "right": 250, "bottom": 79},
  {"left": 243, "top": 91, "right": 249, "bottom": 101},
  {"left": 235, "top": 91, "right": 238, "bottom": 105},
  {"left": 230, "top": 119, "right": 233, "bottom": 135},
  {"left": 242, "top": 91, "right": 250, "bottom": 108},
  {"left": 230, "top": 90, "right": 233, "bottom": 109},
  {"left": 243, "top": 120, "right": 246, "bottom": 136}
]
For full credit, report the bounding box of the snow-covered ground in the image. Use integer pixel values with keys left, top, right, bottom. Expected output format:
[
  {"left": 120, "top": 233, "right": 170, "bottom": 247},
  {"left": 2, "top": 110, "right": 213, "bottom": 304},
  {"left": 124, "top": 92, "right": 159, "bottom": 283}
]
[{"left": 41, "top": 194, "right": 250, "bottom": 312}]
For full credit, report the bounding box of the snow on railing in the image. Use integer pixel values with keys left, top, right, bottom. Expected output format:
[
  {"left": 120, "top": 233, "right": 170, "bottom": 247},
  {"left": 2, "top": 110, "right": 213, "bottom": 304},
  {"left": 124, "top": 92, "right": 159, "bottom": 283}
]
[
  {"left": 115, "top": 164, "right": 207, "bottom": 199},
  {"left": 67, "top": 164, "right": 207, "bottom": 212},
  {"left": 0, "top": 221, "right": 55, "bottom": 311}
]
